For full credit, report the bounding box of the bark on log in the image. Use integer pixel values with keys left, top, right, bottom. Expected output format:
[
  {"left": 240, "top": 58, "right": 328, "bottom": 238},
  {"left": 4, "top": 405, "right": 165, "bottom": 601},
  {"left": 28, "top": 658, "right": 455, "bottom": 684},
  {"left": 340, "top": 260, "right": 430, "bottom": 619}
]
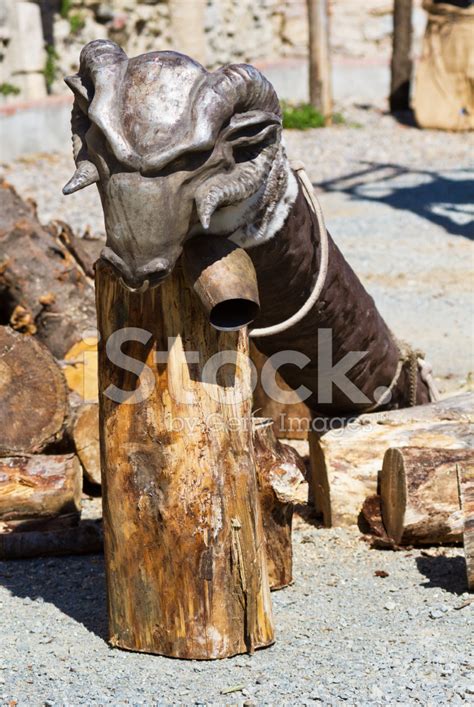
[
  {"left": 390, "top": 0, "right": 413, "bottom": 112},
  {"left": 0, "top": 520, "right": 102, "bottom": 559},
  {"left": 309, "top": 393, "right": 473, "bottom": 527},
  {"left": 253, "top": 418, "right": 305, "bottom": 590},
  {"left": 72, "top": 403, "right": 101, "bottom": 485},
  {"left": 458, "top": 462, "right": 474, "bottom": 591},
  {"left": 0, "top": 454, "right": 82, "bottom": 528},
  {"left": 0, "top": 180, "right": 97, "bottom": 359},
  {"left": 251, "top": 343, "right": 311, "bottom": 440},
  {"left": 380, "top": 447, "right": 470, "bottom": 545},
  {"left": 96, "top": 260, "right": 274, "bottom": 659},
  {"left": 0, "top": 326, "right": 69, "bottom": 455}
]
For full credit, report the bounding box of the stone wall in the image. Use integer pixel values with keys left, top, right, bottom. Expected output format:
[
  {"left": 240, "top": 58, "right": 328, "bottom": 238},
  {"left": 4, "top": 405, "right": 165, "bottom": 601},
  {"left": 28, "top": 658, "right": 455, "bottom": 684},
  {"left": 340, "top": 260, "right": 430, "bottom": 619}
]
[{"left": 0, "top": 0, "right": 426, "bottom": 102}]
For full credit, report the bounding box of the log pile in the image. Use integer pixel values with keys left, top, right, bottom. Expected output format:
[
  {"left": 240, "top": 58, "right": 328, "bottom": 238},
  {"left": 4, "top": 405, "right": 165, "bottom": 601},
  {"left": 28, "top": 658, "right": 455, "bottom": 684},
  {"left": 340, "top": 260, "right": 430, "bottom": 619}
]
[{"left": 0, "top": 180, "right": 104, "bottom": 558}]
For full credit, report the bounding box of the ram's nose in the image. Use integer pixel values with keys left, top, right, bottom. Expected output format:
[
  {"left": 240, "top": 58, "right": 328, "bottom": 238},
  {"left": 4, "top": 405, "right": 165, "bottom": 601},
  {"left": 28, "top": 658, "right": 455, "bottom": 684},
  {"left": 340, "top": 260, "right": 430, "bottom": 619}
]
[{"left": 100, "top": 247, "right": 171, "bottom": 291}]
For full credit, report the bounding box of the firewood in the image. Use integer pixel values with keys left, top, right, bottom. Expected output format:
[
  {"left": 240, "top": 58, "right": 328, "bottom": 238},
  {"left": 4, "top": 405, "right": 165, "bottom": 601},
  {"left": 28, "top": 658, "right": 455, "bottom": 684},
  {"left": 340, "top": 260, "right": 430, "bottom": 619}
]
[
  {"left": 0, "top": 454, "right": 82, "bottom": 527},
  {"left": 252, "top": 418, "right": 305, "bottom": 589},
  {"left": 96, "top": 260, "right": 274, "bottom": 659},
  {"left": 0, "top": 326, "right": 69, "bottom": 455},
  {"left": 72, "top": 403, "right": 101, "bottom": 485},
  {"left": 458, "top": 462, "right": 474, "bottom": 591},
  {"left": 309, "top": 393, "right": 473, "bottom": 527},
  {"left": 380, "top": 447, "right": 470, "bottom": 545},
  {"left": 0, "top": 180, "right": 97, "bottom": 359},
  {"left": 251, "top": 343, "right": 311, "bottom": 440},
  {"left": 0, "top": 520, "right": 102, "bottom": 559}
]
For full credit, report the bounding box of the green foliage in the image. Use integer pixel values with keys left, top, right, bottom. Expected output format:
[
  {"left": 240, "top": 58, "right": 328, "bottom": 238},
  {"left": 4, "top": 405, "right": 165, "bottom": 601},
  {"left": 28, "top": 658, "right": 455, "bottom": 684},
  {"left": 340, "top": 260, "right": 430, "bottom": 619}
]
[
  {"left": 69, "top": 13, "right": 85, "bottom": 33},
  {"left": 44, "top": 45, "right": 59, "bottom": 92},
  {"left": 0, "top": 82, "right": 20, "bottom": 97},
  {"left": 60, "top": 0, "right": 72, "bottom": 19},
  {"left": 281, "top": 102, "right": 347, "bottom": 130}
]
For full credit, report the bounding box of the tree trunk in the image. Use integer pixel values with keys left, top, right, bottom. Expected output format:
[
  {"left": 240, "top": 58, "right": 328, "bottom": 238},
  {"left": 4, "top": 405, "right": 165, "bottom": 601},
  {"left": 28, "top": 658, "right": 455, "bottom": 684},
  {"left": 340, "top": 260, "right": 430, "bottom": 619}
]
[
  {"left": 0, "top": 180, "right": 97, "bottom": 359},
  {"left": 307, "top": 0, "right": 332, "bottom": 122},
  {"left": 458, "top": 462, "right": 474, "bottom": 591},
  {"left": 380, "top": 447, "right": 470, "bottom": 545},
  {"left": 0, "top": 326, "right": 69, "bottom": 455},
  {"left": 72, "top": 403, "right": 101, "bottom": 485},
  {"left": 253, "top": 418, "right": 305, "bottom": 590},
  {"left": 96, "top": 260, "right": 274, "bottom": 659},
  {"left": 0, "top": 520, "right": 103, "bottom": 560},
  {"left": 390, "top": 0, "right": 413, "bottom": 112},
  {"left": 0, "top": 454, "right": 82, "bottom": 530},
  {"left": 250, "top": 343, "right": 311, "bottom": 440},
  {"left": 309, "top": 393, "right": 473, "bottom": 527}
]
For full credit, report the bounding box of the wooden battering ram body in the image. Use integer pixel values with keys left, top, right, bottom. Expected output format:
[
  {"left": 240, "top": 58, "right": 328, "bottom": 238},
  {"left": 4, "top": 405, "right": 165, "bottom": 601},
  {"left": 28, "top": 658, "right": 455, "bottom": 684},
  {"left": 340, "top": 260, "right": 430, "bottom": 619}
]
[{"left": 59, "top": 40, "right": 442, "bottom": 658}]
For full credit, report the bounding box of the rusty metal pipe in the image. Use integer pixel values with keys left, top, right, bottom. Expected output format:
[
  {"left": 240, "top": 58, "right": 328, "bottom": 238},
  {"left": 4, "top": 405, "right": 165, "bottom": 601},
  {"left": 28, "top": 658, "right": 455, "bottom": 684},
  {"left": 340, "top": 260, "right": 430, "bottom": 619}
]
[{"left": 183, "top": 235, "right": 260, "bottom": 332}]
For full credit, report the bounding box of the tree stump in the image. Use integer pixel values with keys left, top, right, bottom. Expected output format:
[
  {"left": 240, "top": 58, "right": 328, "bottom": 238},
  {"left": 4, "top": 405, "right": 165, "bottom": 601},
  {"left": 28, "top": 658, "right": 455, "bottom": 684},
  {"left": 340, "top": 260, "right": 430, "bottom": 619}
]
[
  {"left": 252, "top": 418, "right": 305, "bottom": 589},
  {"left": 0, "top": 326, "right": 69, "bottom": 455},
  {"left": 380, "top": 447, "right": 470, "bottom": 545},
  {"left": 458, "top": 462, "right": 474, "bottom": 591},
  {"left": 309, "top": 393, "right": 473, "bottom": 527},
  {"left": 95, "top": 260, "right": 274, "bottom": 659}
]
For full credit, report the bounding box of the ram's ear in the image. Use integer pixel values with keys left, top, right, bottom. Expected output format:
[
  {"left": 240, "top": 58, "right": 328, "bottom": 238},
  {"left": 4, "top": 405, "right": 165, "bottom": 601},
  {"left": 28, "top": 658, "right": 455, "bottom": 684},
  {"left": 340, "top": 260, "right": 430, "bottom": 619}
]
[{"left": 64, "top": 74, "right": 94, "bottom": 113}]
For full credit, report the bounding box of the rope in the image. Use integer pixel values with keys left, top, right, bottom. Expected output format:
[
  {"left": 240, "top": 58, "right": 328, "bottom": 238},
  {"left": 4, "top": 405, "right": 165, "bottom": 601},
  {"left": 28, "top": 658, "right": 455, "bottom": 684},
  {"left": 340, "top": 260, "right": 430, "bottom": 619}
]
[
  {"left": 249, "top": 161, "right": 329, "bottom": 338},
  {"left": 366, "top": 340, "right": 440, "bottom": 412}
]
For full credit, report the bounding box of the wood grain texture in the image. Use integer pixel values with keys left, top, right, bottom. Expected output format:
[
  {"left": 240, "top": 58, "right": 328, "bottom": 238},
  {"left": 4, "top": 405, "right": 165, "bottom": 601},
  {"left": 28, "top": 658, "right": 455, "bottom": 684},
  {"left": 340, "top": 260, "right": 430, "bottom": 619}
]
[
  {"left": 253, "top": 418, "right": 305, "bottom": 589},
  {"left": 0, "top": 454, "right": 82, "bottom": 527},
  {"left": 309, "top": 393, "right": 473, "bottom": 527},
  {"left": 96, "top": 260, "right": 274, "bottom": 659},
  {"left": 73, "top": 403, "right": 101, "bottom": 485},
  {"left": 0, "top": 326, "right": 69, "bottom": 455},
  {"left": 380, "top": 446, "right": 470, "bottom": 545}
]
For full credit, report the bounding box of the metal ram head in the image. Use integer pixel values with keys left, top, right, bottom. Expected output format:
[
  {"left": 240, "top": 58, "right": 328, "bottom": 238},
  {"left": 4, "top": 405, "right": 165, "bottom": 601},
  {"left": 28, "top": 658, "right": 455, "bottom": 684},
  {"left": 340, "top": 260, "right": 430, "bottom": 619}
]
[{"left": 63, "top": 40, "right": 284, "bottom": 291}]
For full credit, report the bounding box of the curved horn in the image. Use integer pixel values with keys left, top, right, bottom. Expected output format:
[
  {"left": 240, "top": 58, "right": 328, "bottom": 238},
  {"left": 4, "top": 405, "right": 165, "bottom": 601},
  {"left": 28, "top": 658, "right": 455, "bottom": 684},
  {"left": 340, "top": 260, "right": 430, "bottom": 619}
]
[
  {"left": 216, "top": 63, "right": 281, "bottom": 118},
  {"left": 62, "top": 99, "right": 99, "bottom": 195},
  {"left": 63, "top": 41, "right": 127, "bottom": 196}
]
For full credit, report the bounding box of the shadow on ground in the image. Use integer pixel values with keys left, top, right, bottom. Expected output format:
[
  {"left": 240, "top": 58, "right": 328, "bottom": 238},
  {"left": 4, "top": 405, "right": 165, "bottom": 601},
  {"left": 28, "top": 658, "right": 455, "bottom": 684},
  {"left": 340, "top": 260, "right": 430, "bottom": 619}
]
[
  {"left": 316, "top": 163, "right": 474, "bottom": 239},
  {"left": 0, "top": 554, "right": 108, "bottom": 640},
  {"left": 416, "top": 554, "right": 468, "bottom": 595}
]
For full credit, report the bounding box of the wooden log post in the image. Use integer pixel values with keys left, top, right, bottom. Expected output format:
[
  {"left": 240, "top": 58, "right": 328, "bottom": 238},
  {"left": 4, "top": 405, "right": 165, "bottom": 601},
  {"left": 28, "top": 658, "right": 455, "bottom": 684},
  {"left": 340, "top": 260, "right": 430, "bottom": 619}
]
[
  {"left": 458, "top": 462, "right": 474, "bottom": 591},
  {"left": 380, "top": 447, "right": 472, "bottom": 545},
  {"left": 252, "top": 418, "right": 305, "bottom": 590},
  {"left": 307, "top": 0, "right": 333, "bottom": 123},
  {"left": 390, "top": 0, "right": 414, "bottom": 112},
  {"left": 95, "top": 260, "right": 274, "bottom": 659}
]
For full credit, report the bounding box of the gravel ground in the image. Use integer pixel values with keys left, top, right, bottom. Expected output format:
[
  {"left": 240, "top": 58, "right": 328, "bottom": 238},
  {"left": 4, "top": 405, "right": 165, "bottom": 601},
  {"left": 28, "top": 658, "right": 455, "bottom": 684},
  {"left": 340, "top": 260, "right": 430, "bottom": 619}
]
[
  {"left": 0, "top": 107, "right": 473, "bottom": 705},
  {"left": 0, "top": 522, "right": 472, "bottom": 705}
]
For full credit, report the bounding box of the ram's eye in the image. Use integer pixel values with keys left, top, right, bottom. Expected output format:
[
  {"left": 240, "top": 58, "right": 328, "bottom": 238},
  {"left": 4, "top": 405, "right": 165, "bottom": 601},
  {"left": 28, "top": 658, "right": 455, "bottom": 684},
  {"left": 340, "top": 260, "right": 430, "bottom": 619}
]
[{"left": 228, "top": 122, "right": 279, "bottom": 163}]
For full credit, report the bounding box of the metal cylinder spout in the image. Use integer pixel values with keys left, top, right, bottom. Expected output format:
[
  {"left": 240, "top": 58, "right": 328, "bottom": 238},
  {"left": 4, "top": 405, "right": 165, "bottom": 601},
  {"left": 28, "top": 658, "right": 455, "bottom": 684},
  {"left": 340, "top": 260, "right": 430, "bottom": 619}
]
[{"left": 183, "top": 235, "right": 260, "bottom": 332}]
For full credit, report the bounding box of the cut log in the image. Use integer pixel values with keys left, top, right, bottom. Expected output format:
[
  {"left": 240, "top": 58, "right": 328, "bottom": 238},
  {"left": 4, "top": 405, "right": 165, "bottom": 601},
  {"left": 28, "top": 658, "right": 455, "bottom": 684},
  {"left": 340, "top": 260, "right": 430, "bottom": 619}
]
[
  {"left": 72, "top": 403, "right": 101, "bottom": 485},
  {"left": 0, "top": 180, "right": 97, "bottom": 359},
  {"left": 380, "top": 447, "right": 470, "bottom": 545},
  {"left": 458, "top": 462, "right": 474, "bottom": 591},
  {"left": 0, "top": 454, "right": 82, "bottom": 528},
  {"left": 251, "top": 342, "right": 311, "bottom": 440},
  {"left": 252, "top": 418, "right": 305, "bottom": 590},
  {"left": 0, "top": 326, "right": 69, "bottom": 455},
  {"left": 0, "top": 520, "right": 103, "bottom": 559},
  {"left": 96, "top": 260, "right": 274, "bottom": 659},
  {"left": 309, "top": 393, "right": 473, "bottom": 527}
]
